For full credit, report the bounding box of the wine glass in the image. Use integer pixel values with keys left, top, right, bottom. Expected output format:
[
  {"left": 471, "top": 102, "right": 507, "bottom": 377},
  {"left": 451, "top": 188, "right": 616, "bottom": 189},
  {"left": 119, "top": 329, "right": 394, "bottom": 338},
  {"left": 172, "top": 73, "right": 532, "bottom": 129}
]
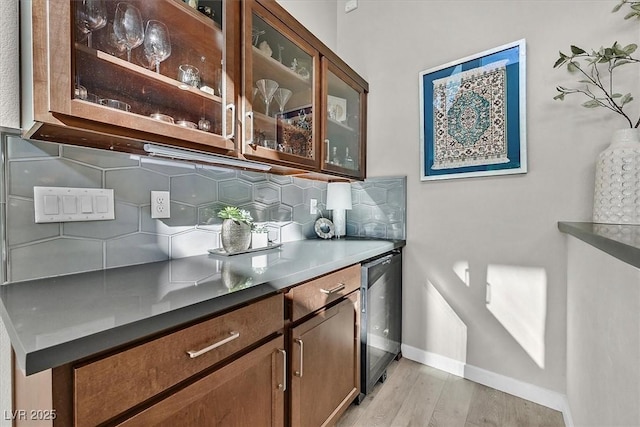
[
  {"left": 273, "top": 88, "right": 293, "bottom": 117},
  {"left": 75, "top": 0, "right": 107, "bottom": 48},
  {"left": 256, "top": 79, "right": 279, "bottom": 117},
  {"left": 113, "top": 3, "right": 144, "bottom": 62},
  {"left": 99, "top": 22, "right": 127, "bottom": 57},
  {"left": 144, "top": 20, "right": 171, "bottom": 74}
]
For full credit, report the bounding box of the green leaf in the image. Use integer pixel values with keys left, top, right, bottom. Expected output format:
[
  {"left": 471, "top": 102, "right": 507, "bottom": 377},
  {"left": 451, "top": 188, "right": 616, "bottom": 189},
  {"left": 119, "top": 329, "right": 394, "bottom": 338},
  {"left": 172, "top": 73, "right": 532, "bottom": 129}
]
[
  {"left": 567, "top": 61, "right": 580, "bottom": 72},
  {"left": 623, "top": 43, "right": 638, "bottom": 54},
  {"left": 582, "top": 100, "right": 602, "bottom": 108},
  {"left": 553, "top": 93, "right": 565, "bottom": 101},
  {"left": 553, "top": 56, "right": 566, "bottom": 68},
  {"left": 570, "top": 45, "right": 586, "bottom": 55},
  {"left": 621, "top": 93, "right": 633, "bottom": 105},
  {"left": 612, "top": 3, "right": 623, "bottom": 12},
  {"left": 612, "top": 93, "right": 623, "bottom": 98}
]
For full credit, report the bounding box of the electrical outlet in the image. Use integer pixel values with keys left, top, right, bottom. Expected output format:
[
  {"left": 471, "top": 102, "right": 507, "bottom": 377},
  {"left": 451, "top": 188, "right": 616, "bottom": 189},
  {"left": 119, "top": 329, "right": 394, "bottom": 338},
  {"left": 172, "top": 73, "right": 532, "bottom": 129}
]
[
  {"left": 151, "top": 191, "right": 170, "bottom": 219},
  {"left": 310, "top": 198, "right": 318, "bottom": 214}
]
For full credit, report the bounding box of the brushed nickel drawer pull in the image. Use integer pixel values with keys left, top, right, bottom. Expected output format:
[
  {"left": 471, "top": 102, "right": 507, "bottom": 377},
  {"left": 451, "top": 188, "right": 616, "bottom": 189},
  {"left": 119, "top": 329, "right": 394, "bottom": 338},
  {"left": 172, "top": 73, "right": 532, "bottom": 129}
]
[
  {"left": 294, "top": 338, "right": 304, "bottom": 377},
  {"left": 277, "top": 349, "right": 287, "bottom": 391},
  {"left": 187, "top": 331, "right": 240, "bottom": 359},
  {"left": 320, "top": 283, "right": 346, "bottom": 295}
]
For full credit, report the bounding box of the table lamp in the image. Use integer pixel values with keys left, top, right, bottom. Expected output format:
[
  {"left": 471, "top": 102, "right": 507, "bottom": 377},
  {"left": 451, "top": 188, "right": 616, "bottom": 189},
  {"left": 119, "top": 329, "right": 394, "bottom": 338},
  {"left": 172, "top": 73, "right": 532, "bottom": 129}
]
[{"left": 326, "top": 182, "right": 352, "bottom": 239}]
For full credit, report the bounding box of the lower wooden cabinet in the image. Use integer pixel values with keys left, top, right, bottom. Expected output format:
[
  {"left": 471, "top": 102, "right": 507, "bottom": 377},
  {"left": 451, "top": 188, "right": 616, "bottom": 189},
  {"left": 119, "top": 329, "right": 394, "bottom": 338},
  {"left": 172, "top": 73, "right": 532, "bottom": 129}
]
[
  {"left": 289, "top": 291, "right": 360, "bottom": 427},
  {"left": 116, "top": 335, "right": 286, "bottom": 427}
]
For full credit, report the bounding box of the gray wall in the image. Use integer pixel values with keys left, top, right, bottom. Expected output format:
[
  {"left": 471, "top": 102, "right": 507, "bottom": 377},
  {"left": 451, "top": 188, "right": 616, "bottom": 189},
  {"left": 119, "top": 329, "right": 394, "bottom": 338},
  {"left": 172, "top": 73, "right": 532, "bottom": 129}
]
[
  {"left": 298, "top": 0, "right": 639, "bottom": 414},
  {"left": 3, "top": 135, "right": 405, "bottom": 283}
]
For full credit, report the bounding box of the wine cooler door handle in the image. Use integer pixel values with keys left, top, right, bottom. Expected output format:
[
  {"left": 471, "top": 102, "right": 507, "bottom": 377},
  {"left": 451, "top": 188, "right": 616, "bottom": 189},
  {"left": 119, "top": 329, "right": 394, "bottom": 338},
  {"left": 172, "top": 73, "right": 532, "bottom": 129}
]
[
  {"left": 294, "top": 338, "right": 304, "bottom": 377},
  {"left": 277, "top": 348, "right": 287, "bottom": 391},
  {"left": 187, "top": 331, "right": 239, "bottom": 358}
]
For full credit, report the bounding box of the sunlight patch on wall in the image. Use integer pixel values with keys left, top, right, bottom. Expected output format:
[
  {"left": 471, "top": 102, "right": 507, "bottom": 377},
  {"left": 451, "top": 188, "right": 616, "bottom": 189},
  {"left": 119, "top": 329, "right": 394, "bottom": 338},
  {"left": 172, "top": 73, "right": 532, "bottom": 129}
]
[
  {"left": 453, "top": 260, "right": 470, "bottom": 287},
  {"left": 486, "top": 264, "right": 547, "bottom": 368},
  {"left": 426, "top": 280, "right": 468, "bottom": 363}
]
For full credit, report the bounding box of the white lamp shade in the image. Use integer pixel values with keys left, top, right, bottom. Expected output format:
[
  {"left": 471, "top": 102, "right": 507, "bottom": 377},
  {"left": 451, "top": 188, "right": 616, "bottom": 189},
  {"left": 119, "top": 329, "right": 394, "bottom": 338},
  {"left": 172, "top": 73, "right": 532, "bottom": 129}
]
[{"left": 326, "top": 182, "right": 352, "bottom": 210}]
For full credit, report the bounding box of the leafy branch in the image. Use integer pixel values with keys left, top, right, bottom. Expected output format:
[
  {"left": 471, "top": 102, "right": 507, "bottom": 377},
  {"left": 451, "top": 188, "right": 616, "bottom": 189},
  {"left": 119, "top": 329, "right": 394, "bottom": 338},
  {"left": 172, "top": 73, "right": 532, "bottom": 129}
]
[{"left": 553, "top": 1, "right": 640, "bottom": 128}]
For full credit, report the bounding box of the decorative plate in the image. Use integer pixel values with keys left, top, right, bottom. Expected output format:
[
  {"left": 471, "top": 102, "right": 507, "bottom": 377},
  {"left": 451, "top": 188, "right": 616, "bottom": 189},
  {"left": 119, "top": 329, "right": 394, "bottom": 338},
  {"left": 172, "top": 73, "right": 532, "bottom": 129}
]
[{"left": 314, "top": 217, "right": 335, "bottom": 239}]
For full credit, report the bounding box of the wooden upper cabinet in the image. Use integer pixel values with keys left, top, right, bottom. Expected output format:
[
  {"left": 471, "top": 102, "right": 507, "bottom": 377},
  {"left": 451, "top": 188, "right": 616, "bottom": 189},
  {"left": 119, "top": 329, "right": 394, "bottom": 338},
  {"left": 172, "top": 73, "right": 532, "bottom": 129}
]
[
  {"left": 242, "top": 0, "right": 368, "bottom": 179},
  {"left": 22, "top": 0, "right": 239, "bottom": 155},
  {"left": 22, "top": 0, "right": 367, "bottom": 178},
  {"left": 321, "top": 58, "right": 367, "bottom": 180},
  {"left": 241, "top": 0, "right": 320, "bottom": 171}
]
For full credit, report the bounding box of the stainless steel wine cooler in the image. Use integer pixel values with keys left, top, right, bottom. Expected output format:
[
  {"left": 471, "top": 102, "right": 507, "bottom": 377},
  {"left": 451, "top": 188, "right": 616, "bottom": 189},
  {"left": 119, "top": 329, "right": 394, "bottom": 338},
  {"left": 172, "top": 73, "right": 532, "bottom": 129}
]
[{"left": 359, "top": 249, "right": 402, "bottom": 401}]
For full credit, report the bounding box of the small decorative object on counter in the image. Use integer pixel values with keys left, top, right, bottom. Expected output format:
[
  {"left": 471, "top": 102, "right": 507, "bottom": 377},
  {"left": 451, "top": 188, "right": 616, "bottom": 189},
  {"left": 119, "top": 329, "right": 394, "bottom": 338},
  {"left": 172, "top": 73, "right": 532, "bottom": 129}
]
[
  {"left": 251, "top": 225, "right": 269, "bottom": 249},
  {"left": 218, "top": 206, "right": 253, "bottom": 253},
  {"left": 184, "top": 0, "right": 198, "bottom": 9}
]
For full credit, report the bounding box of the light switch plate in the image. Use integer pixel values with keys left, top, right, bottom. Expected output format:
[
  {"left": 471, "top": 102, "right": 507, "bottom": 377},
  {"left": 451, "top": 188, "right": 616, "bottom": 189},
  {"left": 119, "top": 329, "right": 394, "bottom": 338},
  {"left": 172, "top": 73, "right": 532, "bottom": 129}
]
[{"left": 34, "top": 187, "right": 115, "bottom": 223}]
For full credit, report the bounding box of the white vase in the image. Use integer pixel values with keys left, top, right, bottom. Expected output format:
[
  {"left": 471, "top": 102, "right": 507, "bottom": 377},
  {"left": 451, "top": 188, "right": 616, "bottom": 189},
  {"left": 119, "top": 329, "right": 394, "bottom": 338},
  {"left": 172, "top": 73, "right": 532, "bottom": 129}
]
[{"left": 592, "top": 128, "right": 640, "bottom": 224}]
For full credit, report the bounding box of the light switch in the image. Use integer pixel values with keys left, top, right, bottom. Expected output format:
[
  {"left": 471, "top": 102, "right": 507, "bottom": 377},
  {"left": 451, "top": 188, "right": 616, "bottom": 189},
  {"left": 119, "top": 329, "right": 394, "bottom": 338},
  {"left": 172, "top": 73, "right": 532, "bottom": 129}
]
[
  {"left": 80, "top": 195, "right": 93, "bottom": 213},
  {"left": 96, "top": 196, "right": 109, "bottom": 213},
  {"left": 34, "top": 187, "right": 115, "bottom": 223},
  {"left": 62, "top": 195, "right": 76, "bottom": 214},
  {"left": 43, "top": 195, "right": 59, "bottom": 215}
]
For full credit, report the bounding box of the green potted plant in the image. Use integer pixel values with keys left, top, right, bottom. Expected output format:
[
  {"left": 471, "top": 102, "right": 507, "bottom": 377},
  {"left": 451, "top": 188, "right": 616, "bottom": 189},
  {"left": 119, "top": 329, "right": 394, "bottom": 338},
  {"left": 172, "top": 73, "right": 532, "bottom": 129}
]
[
  {"left": 553, "top": 0, "right": 640, "bottom": 224},
  {"left": 218, "top": 206, "right": 253, "bottom": 253}
]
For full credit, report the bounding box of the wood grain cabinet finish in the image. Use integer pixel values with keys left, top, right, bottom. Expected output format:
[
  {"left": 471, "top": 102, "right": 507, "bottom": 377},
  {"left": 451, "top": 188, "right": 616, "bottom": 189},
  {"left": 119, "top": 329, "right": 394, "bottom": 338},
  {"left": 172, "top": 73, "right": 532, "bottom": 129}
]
[
  {"left": 289, "top": 291, "right": 361, "bottom": 427},
  {"left": 74, "top": 294, "right": 283, "bottom": 427},
  {"left": 23, "top": 0, "right": 239, "bottom": 155},
  {"left": 115, "top": 336, "right": 286, "bottom": 427},
  {"left": 287, "top": 264, "right": 360, "bottom": 322}
]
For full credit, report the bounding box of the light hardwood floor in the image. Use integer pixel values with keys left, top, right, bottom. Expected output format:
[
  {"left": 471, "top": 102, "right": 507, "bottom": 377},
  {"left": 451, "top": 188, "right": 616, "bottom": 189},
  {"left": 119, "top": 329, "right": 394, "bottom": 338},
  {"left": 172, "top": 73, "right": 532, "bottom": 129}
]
[{"left": 337, "top": 358, "right": 565, "bottom": 427}]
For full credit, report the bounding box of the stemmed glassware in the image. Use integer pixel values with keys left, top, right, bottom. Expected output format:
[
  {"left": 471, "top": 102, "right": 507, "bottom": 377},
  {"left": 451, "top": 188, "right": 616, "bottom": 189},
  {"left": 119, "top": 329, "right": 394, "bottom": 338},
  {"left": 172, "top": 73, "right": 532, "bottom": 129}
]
[
  {"left": 143, "top": 20, "right": 171, "bottom": 74},
  {"left": 75, "top": 0, "right": 107, "bottom": 48},
  {"left": 113, "top": 2, "right": 144, "bottom": 62},
  {"left": 256, "top": 79, "right": 279, "bottom": 117},
  {"left": 273, "top": 88, "right": 293, "bottom": 117}
]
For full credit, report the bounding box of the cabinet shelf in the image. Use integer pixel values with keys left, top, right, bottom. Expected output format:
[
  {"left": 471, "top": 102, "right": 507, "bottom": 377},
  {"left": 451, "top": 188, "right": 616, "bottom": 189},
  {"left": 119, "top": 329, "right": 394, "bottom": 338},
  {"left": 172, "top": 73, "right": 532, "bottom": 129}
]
[{"left": 251, "top": 46, "right": 311, "bottom": 95}]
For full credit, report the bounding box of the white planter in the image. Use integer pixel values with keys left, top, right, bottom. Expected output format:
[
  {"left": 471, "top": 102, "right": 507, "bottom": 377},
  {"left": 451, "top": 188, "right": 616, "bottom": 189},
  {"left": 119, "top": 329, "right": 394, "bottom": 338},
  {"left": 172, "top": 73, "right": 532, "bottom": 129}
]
[
  {"left": 251, "top": 232, "right": 269, "bottom": 249},
  {"left": 593, "top": 128, "right": 640, "bottom": 224}
]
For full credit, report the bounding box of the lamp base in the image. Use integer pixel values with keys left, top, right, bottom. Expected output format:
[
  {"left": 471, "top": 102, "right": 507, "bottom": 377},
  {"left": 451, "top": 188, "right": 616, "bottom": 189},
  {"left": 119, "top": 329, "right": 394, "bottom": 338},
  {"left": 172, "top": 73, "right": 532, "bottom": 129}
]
[{"left": 332, "top": 209, "right": 346, "bottom": 238}]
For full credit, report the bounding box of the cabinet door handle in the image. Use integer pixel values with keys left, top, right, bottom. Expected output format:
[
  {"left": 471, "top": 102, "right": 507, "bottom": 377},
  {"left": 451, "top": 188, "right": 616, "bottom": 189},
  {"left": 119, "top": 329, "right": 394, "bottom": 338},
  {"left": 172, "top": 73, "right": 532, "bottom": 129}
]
[
  {"left": 320, "top": 283, "right": 346, "bottom": 295},
  {"left": 294, "top": 338, "right": 304, "bottom": 377},
  {"left": 187, "top": 331, "right": 240, "bottom": 359},
  {"left": 277, "top": 348, "right": 287, "bottom": 391},
  {"left": 246, "top": 111, "right": 254, "bottom": 146},
  {"left": 226, "top": 103, "right": 235, "bottom": 140}
]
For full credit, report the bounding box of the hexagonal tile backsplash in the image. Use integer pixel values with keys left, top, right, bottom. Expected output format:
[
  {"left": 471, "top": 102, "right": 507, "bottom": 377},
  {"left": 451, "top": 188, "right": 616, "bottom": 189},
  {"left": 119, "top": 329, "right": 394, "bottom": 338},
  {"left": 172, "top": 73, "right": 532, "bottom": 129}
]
[{"left": 1, "top": 135, "right": 405, "bottom": 282}]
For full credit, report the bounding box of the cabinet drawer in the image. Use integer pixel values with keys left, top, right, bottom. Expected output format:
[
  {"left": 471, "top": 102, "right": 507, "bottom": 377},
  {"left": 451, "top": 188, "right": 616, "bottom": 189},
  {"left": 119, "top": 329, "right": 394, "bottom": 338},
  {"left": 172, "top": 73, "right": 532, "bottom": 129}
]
[
  {"left": 288, "top": 264, "right": 360, "bottom": 322},
  {"left": 74, "top": 294, "right": 283, "bottom": 427}
]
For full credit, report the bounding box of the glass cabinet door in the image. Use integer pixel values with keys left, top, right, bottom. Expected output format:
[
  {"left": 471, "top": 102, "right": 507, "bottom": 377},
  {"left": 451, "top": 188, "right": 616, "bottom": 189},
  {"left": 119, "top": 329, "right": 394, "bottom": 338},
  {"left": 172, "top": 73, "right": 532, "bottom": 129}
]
[
  {"left": 321, "top": 58, "right": 367, "bottom": 179},
  {"left": 243, "top": 1, "right": 319, "bottom": 169},
  {"left": 71, "top": 0, "right": 235, "bottom": 151}
]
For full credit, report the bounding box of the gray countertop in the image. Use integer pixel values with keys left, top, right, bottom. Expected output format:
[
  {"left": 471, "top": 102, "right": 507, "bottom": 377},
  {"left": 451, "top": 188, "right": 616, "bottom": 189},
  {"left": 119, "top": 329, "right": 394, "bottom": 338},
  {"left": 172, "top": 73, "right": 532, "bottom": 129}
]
[
  {"left": 0, "top": 238, "right": 404, "bottom": 375},
  {"left": 558, "top": 221, "right": 640, "bottom": 268}
]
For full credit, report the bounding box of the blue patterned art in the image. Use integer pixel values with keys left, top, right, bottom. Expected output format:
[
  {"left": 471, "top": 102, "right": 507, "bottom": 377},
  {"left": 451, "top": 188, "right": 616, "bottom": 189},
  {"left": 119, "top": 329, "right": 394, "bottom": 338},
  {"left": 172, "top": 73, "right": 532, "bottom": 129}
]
[{"left": 419, "top": 40, "right": 527, "bottom": 180}]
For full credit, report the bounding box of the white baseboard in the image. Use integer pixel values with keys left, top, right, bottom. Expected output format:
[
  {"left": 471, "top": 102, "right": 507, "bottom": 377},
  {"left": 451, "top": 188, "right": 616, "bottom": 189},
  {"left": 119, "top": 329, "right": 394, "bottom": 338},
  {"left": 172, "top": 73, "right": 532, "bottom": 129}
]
[{"left": 401, "top": 344, "right": 574, "bottom": 427}]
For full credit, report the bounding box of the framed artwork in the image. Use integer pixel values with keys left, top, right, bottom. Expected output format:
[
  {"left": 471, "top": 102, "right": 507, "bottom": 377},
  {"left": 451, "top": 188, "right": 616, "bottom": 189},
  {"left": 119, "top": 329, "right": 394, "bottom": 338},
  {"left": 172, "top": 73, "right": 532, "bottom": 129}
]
[{"left": 419, "top": 39, "right": 527, "bottom": 181}]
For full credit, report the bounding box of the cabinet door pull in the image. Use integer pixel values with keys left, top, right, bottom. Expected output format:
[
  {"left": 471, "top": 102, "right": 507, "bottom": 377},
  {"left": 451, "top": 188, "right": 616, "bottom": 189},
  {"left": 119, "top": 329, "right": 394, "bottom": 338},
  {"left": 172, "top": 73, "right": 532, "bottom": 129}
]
[
  {"left": 294, "top": 338, "right": 304, "bottom": 377},
  {"left": 277, "top": 349, "right": 287, "bottom": 391},
  {"left": 320, "top": 283, "right": 346, "bottom": 295},
  {"left": 246, "top": 111, "right": 254, "bottom": 146},
  {"left": 226, "top": 103, "right": 235, "bottom": 140},
  {"left": 187, "top": 331, "right": 240, "bottom": 359}
]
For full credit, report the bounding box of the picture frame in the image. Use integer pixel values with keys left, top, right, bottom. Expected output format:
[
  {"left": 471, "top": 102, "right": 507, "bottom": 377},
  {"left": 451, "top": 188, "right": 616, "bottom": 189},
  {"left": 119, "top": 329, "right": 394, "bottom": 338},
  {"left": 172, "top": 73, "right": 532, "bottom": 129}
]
[
  {"left": 327, "top": 95, "right": 347, "bottom": 122},
  {"left": 419, "top": 39, "right": 527, "bottom": 181}
]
